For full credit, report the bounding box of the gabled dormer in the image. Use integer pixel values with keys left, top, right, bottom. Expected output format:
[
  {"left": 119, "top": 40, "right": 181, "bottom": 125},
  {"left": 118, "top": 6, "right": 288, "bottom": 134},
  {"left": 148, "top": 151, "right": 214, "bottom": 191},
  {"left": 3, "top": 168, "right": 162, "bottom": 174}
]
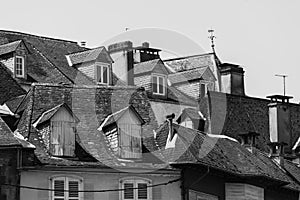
[
  {"left": 0, "top": 40, "right": 29, "bottom": 79},
  {"left": 98, "top": 106, "right": 145, "bottom": 159},
  {"left": 66, "top": 47, "right": 113, "bottom": 85},
  {"left": 134, "top": 59, "right": 169, "bottom": 98},
  {"left": 33, "top": 103, "right": 79, "bottom": 157},
  {"left": 168, "top": 66, "right": 216, "bottom": 100},
  {"left": 176, "top": 108, "right": 206, "bottom": 132}
]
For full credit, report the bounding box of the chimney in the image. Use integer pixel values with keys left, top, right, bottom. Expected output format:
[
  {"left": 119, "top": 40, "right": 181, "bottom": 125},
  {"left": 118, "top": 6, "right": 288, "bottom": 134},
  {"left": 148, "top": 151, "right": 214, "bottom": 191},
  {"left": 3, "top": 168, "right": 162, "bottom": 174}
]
[
  {"left": 268, "top": 142, "right": 287, "bottom": 166},
  {"left": 107, "top": 41, "right": 134, "bottom": 86},
  {"left": 142, "top": 42, "right": 150, "bottom": 48},
  {"left": 80, "top": 41, "right": 86, "bottom": 47},
  {"left": 238, "top": 131, "right": 260, "bottom": 153},
  {"left": 267, "top": 95, "right": 293, "bottom": 153},
  {"left": 166, "top": 113, "right": 176, "bottom": 140},
  {"left": 219, "top": 63, "right": 245, "bottom": 96}
]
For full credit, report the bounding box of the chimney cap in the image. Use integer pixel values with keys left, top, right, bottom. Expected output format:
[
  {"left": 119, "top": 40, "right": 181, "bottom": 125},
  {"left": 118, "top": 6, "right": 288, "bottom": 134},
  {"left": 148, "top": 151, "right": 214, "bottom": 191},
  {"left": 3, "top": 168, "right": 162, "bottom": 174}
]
[
  {"left": 166, "top": 113, "right": 175, "bottom": 121},
  {"left": 266, "top": 95, "right": 293, "bottom": 103}
]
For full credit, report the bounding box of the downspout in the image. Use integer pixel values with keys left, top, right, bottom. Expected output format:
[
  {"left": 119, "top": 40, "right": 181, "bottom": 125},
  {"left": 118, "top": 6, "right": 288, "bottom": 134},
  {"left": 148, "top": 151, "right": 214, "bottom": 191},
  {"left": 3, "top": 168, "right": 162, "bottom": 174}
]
[{"left": 181, "top": 169, "right": 186, "bottom": 200}]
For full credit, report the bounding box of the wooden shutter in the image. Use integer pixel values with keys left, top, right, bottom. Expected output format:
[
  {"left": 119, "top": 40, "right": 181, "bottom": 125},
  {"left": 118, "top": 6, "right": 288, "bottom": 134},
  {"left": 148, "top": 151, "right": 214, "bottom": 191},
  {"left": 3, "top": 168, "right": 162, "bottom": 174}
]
[
  {"left": 131, "top": 125, "right": 142, "bottom": 158},
  {"left": 137, "top": 183, "right": 147, "bottom": 199},
  {"left": 53, "top": 178, "right": 65, "bottom": 200},
  {"left": 124, "top": 183, "right": 134, "bottom": 199},
  {"left": 68, "top": 178, "right": 79, "bottom": 200},
  {"left": 158, "top": 76, "right": 164, "bottom": 94},
  {"left": 64, "top": 122, "right": 75, "bottom": 157},
  {"left": 51, "top": 121, "right": 64, "bottom": 156}
]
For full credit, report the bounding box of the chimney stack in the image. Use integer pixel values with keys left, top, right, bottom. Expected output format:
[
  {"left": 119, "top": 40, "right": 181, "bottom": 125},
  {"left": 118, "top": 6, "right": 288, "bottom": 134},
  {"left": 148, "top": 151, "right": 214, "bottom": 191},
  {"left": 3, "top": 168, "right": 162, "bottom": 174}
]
[
  {"left": 166, "top": 113, "right": 175, "bottom": 140},
  {"left": 219, "top": 63, "right": 245, "bottom": 96},
  {"left": 267, "top": 95, "right": 293, "bottom": 153},
  {"left": 268, "top": 142, "right": 287, "bottom": 166},
  {"left": 238, "top": 131, "right": 260, "bottom": 153}
]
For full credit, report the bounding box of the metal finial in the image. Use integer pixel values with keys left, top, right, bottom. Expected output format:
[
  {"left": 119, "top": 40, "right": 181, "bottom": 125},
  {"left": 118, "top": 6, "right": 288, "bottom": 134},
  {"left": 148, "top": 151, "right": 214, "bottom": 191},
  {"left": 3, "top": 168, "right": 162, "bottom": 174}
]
[
  {"left": 275, "top": 74, "right": 288, "bottom": 96},
  {"left": 208, "top": 29, "right": 216, "bottom": 53}
]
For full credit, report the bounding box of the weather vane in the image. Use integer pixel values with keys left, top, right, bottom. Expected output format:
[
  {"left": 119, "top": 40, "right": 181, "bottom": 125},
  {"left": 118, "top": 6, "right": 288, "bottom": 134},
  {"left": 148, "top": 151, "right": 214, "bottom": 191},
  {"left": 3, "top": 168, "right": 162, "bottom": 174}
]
[
  {"left": 208, "top": 29, "right": 216, "bottom": 53},
  {"left": 275, "top": 74, "right": 288, "bottom": 96}
]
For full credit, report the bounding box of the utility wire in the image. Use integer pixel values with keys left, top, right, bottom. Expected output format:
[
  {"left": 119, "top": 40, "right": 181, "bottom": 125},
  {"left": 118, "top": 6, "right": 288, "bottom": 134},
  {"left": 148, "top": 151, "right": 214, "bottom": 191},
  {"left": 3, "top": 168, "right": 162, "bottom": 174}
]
[{"left": 0, "top": 178, "right": 181, "bottom": 193}]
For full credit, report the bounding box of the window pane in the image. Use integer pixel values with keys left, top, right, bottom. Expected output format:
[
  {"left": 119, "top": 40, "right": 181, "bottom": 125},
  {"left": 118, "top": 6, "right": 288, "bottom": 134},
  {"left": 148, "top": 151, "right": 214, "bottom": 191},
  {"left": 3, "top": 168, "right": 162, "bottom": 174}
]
[
  {"left": 103, "top": 66, "right": 108, "bottom": 83},
  {"left": 98, "top": 66, "right": 102, "bottom": 82},
  {"left": 138, "top": 183, "right": 148, "bottom": 199},
  {"left": 124, "top": 183, "right": 134, "bottom": 199},
  {"left": 158, "top": 77, "right": 164, "bottom": 94},
  {"left": 54, "top": 180, "right": 65, "bottom": 197},
  {"left": 152, "top": 76, "right": 157, "bottom": 93},
  {"left": 69, "top": 180, "right": 79, "bottom": 197}
]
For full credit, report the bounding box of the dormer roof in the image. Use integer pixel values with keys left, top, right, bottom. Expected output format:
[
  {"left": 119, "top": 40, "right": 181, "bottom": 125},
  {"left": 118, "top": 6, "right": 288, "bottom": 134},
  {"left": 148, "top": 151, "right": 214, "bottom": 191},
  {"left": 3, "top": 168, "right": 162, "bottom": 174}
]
[
  {"left": 134, "top": 59, "right": 170, "bottom": 75},
  {"left": 66, "top": 46, "right": 113, "bottom": 66},
  {"left": 0, "top": 40, "right": 22, "bottom": 56},
  {"left": 168, "top": 66, "right": 216, "bottom": 85}
]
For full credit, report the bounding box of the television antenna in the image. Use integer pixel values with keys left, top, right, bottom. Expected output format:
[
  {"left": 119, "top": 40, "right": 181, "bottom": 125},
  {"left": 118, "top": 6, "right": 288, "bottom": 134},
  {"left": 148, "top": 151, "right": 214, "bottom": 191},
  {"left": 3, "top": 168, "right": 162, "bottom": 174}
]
[{"left": 275, "top": 74, "right": 288, "bottom": 96}]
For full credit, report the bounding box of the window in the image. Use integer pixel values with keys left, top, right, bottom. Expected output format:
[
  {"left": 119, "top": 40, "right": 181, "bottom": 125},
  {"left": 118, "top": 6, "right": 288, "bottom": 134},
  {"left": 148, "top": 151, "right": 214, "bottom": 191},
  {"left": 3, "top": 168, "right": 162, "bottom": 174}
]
[
  {"left": 200, "top": 83, "right": 207, "bottom": 98},
  {"left": 15, "top": 56, "right": 25, "bottom": 78},
  {"left": 96, "top": 64, "right": 109, "bottom": 84},
  {"left": 51, "top": 176, "right": 82, "bottom": 200},
  {"left": 152, "top": 75, "right": 165, "bottom": 95},
  {"left": 51, "top": 121, "right": 76, "bottom": 156},
  {"left": 189, "top": 190, "right": 218, "bottom": 200},
  {"left": 120, "top": 178, "right": 151, "bottom": 200}
]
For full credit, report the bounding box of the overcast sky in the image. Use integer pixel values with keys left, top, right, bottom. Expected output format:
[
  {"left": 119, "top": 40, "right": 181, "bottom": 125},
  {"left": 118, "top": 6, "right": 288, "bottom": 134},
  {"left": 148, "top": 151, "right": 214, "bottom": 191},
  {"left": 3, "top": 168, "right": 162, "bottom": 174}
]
[{"left": 1, "top": 0, "right": 300, "bottom": 102}]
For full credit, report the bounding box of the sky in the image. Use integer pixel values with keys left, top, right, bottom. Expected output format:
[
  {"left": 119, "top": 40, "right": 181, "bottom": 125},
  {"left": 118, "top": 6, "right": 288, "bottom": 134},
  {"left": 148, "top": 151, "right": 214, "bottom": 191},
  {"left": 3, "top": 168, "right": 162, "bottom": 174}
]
[{"left": 1, "top": 0, "right": 300, "bottom": 102}]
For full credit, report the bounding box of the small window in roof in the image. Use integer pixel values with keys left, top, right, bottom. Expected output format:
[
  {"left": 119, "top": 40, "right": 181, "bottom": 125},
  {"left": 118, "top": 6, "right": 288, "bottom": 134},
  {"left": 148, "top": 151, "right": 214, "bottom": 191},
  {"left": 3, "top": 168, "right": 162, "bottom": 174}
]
[
  {"left": 96, "top": 64, "right": 109, "bottom": 85},
  {"left": 152, "top": 74, "right": 165, "bottom": 95},
  {"left": 15, "top": 56, "right": 25, "bottom": 78}
]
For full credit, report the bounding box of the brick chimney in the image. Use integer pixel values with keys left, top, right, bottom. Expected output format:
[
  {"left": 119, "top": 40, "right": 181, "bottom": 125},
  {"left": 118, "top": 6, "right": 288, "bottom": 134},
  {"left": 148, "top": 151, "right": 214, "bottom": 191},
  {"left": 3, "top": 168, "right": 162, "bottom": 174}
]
[
  {"left": 267, "top": 95, "right": 292, "bottom": 153},
  {"left": 238, "top": 131, "right": 260, "bottom": 153},
  {"left": 219, "top": 63, "right": 245, "bottom": 96}
]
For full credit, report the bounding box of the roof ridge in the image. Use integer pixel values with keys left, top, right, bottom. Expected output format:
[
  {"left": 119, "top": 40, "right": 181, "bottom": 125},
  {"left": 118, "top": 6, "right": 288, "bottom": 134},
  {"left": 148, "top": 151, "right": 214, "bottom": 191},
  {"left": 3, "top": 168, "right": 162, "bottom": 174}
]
[
  {"left": 169, "top": 66, "right": 209, "bottom": 76},
  {"left": 0, "top": 30, "right": 79, "bottom": 44},
  {"left": 66, "top": 46, "right": 104, "bottom": 56},
  {"left": 163, "top": 53, "right": 214, "bottom": 62},
  {"left": 31, "top": 82, "right": 140, "bottom": 89}
]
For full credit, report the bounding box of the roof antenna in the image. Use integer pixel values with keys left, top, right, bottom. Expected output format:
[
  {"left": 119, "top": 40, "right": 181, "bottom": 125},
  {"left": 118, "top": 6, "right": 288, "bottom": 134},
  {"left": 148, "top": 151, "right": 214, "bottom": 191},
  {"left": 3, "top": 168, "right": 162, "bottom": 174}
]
[
  {"left": 275, "top": 74, "right": 288, "bottom": 96},
  {"left": 208, "top": 29, "right": 216, "bottom": 53},
  {"left": 125, "top": 27, "right": 130, "bottom": 31}
]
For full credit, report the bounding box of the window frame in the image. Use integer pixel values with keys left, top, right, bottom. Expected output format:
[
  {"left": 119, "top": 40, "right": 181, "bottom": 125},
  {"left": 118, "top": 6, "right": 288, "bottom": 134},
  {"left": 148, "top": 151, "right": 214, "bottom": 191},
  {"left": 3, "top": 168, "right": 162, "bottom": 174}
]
[
  {"left": 50, "top": 175, "right": 83, "bottom": 200},
  {"left": 96, "top": 62, "right": 110, "bottom": 85},
  {"left": 152, "top": 74, "right": 166, "bottom": 96},
  {"left": 119, "top": 177, "right": 152, "bottom": 200},
  {"left": 15, "top": 56, "right": 25, "bottom": 78}
]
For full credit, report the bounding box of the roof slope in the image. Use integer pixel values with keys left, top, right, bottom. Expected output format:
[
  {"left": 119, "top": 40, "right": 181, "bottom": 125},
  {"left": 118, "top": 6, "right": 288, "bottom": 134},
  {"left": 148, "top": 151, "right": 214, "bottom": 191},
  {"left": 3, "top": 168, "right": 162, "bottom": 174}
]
[
  {"left": 134, "top": 59, "right": 169, "bottom": 75},
  {"left": 67, "top": 46, "right": 113, "bottom": 66},
  {"left": 0, "top": 40, "right": 22, "bottom": 56},
  {"left": 168, "top": 67, "right": 216, "bottom": 84},
  {"left": 156, "top": 122, "right": 300, "bottom": 190},
  {"left": 17, "top": 83, "right": 161, "bottom": 168},
  {"left": 0, "top": 30, "right": 94, "bottom": 85},
  {"left": 0, "top": 63, "right": 26, "bottom": 105}
]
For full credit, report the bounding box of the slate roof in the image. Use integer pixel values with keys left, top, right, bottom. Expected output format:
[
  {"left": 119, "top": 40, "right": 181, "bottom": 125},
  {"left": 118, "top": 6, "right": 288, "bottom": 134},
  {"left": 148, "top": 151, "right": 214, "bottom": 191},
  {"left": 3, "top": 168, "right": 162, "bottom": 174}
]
[
  {"left": 176, "top": 108, "right": 204, "bottom": 123},
  {"left": 168, "top": 67, "right": 214, "bottom": 84},
  {"left": 0, "top": 117, "right": 33, "bottom": 148},
  {"left": 164, "top": 53, "right": 219, "bottom": 72},
  {"left": 0, "top": 30, "right": 94, "bottom": 85},
  {"left": 134, "top": 59, "right": 169, "bottom": 75},
  {"left": 0, "top": 40, "right": 22, "bottom": 56},
  {"left": 155, "top": 122, "right": 300, "bottom": 191},
  {"left": 17, "top": 83, "right": 164, "bottom": 169},
  {"left": 66, "top": 46, "right": 113, "bottom": 66},
  {"left": 0, "top": 63, "right": 26, "bottom": 105}
]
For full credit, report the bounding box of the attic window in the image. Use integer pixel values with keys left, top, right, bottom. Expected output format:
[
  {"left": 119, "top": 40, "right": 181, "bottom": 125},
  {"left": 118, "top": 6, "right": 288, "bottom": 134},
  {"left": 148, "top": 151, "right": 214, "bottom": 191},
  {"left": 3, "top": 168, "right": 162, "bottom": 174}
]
[
  {"left": 15, "top": 56, "right": 25, "bottom": 78},
  {"left": 51, "top": 176, "right": 83, "bottom": 200},
  {"left": 100, "top": 106, "right": 144, "bottom": 159},
  {"left": 152, "top": 74, "right": 165, "bottom": 95},
  {"left": 96, "top": 64, "right": 109, "bottom": 84},
  {"left": 120, "top": 178, "right": 152, "bottom": 200}
]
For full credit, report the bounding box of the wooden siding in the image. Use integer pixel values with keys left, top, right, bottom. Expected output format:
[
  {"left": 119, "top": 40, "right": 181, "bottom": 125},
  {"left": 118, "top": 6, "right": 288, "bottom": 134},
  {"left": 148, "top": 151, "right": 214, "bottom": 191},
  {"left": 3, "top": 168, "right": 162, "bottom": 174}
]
[
  {"left": 117, "top": 109, "right": 142, "bottom": 159},
  {"left": 50, "top": 107, "right": 76, "bottom": 157},
  {"left": 78, "top": 61, "right": 96, "bottom": 80},
  {"left": 134, "top": 74, "right": 151, "bottom": 91}
]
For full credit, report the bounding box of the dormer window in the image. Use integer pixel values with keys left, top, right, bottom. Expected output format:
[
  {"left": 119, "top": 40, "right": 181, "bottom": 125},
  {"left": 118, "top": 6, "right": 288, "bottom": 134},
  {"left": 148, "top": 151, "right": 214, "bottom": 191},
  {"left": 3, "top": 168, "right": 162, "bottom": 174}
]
[
  {"left": 15, "top": 56, "right": 25, "bottom": 78},
  {"left": 96, "top": 64, "right": 109, "bottom": 84},
  {"left": 152, "top": 74, "right": 165, "bottom": 95},
  {"left": 99, "top": 106, "right": 145, "bottom": 159},
  {"left": 33, "top": 104, "right": 79, "bottom": 157}
]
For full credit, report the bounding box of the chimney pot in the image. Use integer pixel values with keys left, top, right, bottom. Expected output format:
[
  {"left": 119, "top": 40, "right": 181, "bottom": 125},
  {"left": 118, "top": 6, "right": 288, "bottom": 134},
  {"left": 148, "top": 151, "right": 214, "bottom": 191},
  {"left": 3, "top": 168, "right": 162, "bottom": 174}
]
[
  {"left": 142, "top": 42, "right": 150, "bottom": 48},
  {"left": 80, "top": 41, "right": 86, "bottom": 47},
  {"left": 238, "top": 132, "right": 259, "bottom": 152}
]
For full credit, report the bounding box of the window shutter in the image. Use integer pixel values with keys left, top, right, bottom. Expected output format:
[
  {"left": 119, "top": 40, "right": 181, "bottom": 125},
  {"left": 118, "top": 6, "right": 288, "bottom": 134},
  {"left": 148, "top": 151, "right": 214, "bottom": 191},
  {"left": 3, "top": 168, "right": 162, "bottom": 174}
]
[
  {"left": 64, "top": 122, "right": 75, "bottom": 156},
  {"left": 124, "top": 183, "right": 134, "bottom": 199},
  {"left": 137, "top": 183, "right": 147, "bottom": 199},
  {"left": 53, "top": 179, "right": 65, "bottom": 200},
  {"left": 68, "top": 179, "right": 79, "bottom": 200},
  {"left": 51, "top": 121, "right": 64, "bottom": 156}
]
